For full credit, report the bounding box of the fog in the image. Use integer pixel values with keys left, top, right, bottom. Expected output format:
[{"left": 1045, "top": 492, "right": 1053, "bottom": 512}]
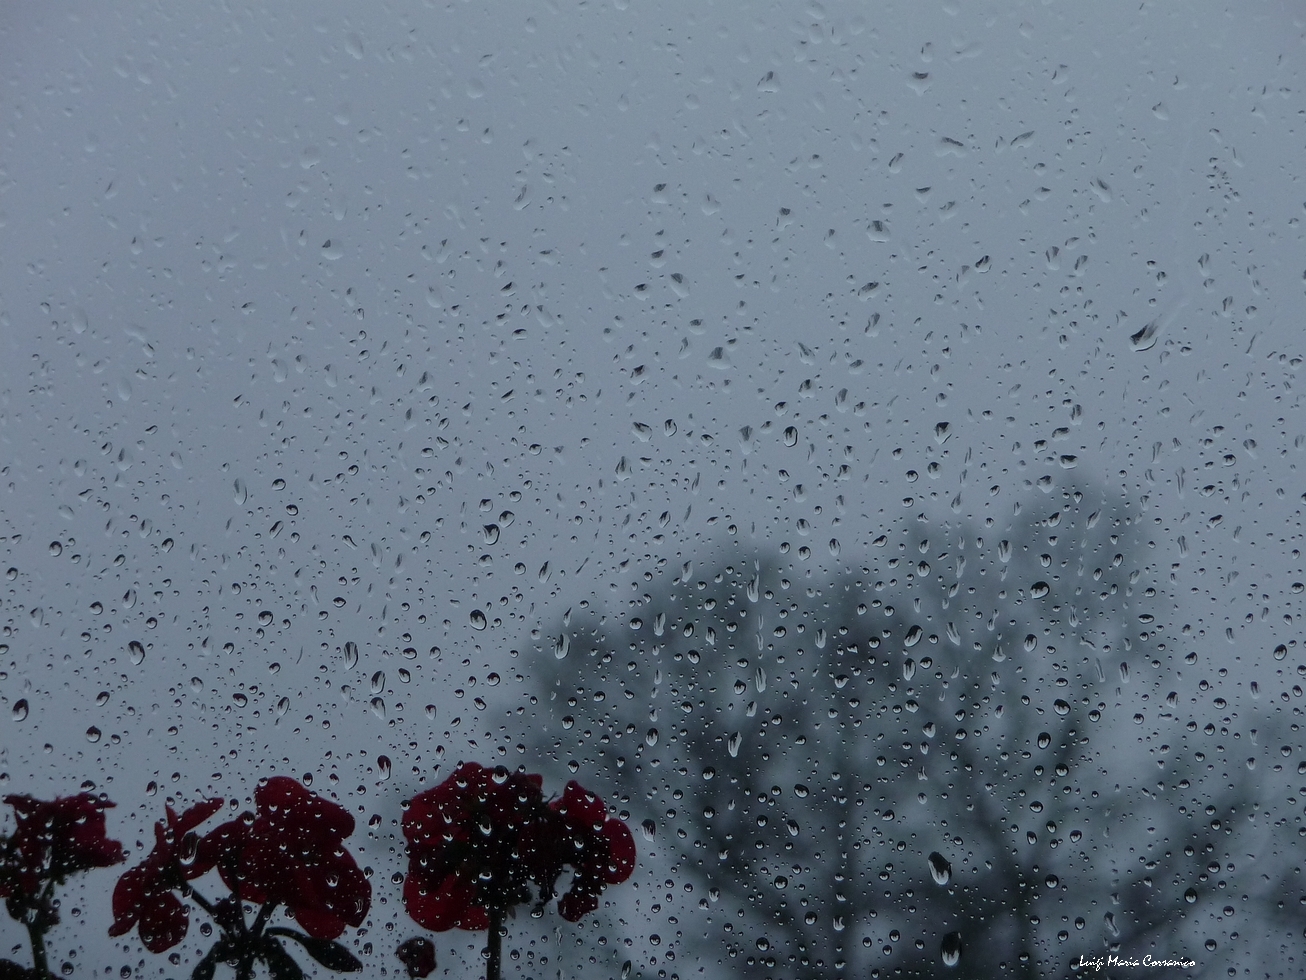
[{"left": 2, "top": 2, "right": 1304, "bottom": 976}]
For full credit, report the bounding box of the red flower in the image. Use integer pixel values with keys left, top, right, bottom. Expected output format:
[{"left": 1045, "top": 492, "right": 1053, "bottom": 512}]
[
  {"left": 396, "top": 936, "right": 438, "bottom": 978},
  {"left": 107, "top": 799, "right": 223, "bottom": 953},
  {"left": 1, "top": 794, "right": 124, "bottom": 905},
  {"left": 199, "top": 777, "right": 369, "bottom": 940},
  {"left": 531, "top": 781, "right": 636, "bottom": 922},
  {"left": 401, "top": 763, "right": 547, "bottom": 931}
]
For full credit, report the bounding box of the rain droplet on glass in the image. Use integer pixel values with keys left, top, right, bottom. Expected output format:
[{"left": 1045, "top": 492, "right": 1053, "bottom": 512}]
[
  {"left": 940, "top": 932, "right": 963, "bottom": 968},
  {"left": 928, "top": 852, "right": 952, "bottom": 885}
]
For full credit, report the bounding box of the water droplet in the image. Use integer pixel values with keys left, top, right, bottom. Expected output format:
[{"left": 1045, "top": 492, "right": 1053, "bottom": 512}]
[
  {"left": 48, "top": 541, "right": 62, "bottom": 557},
  {"left": 934, "top": 422, "right": 951, "bottom": 444},
  {"left": 1030, "top": 581, "right": 1050, "bottom": 598},
  {"left": 128, "top": 641, "right": 145, "bottom": 666},
  {"left": 553, "top": 633, "right": 570, "bottom": 659},
  {"left": 1130, "top": 318, "right": 1161, "bottom": 351},
  {"left": 12, "top": 699, "right": 29, "bottom": 721},
  {"left": 1184, "top": 888, "right": 1197, "bottom": 904},
  {"left": 928, "top": 851, "right": 952, "bottom": 885},
  {"left": 276, "top": 697, "right": 289, "bottom": 716},
  {"left": 783, "top": 426, "right": 799, "bottom": 447},
  {"left": 1053, "top": 699, "right": 1070, "bottom": 716},
  {"left": 344, "top": 641, "right": 359, "bottom": 669},
  {"left": 641, "top": 819, "right": 656, "bottom": 841},
  {"left": 755, "top": 666, "right": 766, "bottom": 692},
  {"left": 370, "top": 697, "right": 386, "bottom": 720},
  {"left": 482, "top": 524, "right": 500, "bottom": 545},
  {"left": 538, "top": 561, "right": 551, "bottom": 582},
  {"left": 645, "top": 728, "right": 658, "bottom": 746},
  {"left": 728, "top": 732, "right": 742, "bottom": 757},
  {"left": 1274, "top": 644, "right": 1288, "bottom": 661},
  {"left": 940, "top": 932, "right": 963, "bottom": 967},
  {"left": 371, "top": 671, "right": 386, "bottom": 694},
  {"left": 86, "top": 726, "right": 102, "bottom": 743},
  {"left": 377, "top": 755, "right": 392, "bottom": 781},
  {"left": 257, "top": 610, "right": 273, "bottom": 626},
  {"left": 1104, "top": 911, "right": 1120, "bottom": 937},
  {"left": 470, "top": 609, "right": 488, "bottom": 630},
  {"left": 1037, "top": 731, "right": 1051, "bottom": 749}
]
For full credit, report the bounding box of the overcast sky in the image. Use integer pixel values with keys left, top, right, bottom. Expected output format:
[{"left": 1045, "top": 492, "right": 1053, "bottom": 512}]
[{"left": 2, "top": 0, "right": 1304, "bottom": 971}]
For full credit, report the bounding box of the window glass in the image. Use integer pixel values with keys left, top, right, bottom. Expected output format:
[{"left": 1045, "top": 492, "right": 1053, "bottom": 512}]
[{"left": 1, "top": 2, "right": 1303, "bottom": 977}]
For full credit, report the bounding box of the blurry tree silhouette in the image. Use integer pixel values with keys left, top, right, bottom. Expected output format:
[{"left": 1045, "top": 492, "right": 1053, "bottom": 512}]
[{"left": 521, "top": 485, "right": 1301, "bottom": 979}]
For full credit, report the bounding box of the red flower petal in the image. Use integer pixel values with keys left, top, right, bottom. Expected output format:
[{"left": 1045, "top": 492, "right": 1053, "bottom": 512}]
[
  {"left": 196, "top": 816, "right": 250, "bottom": 894},
  {"left": 175, "top": 798, "right": 224, "bottom": 835},
  {"left": 290, "top": 903, "right": 347, "bottom": 941},
  {"left": 557, "top": 885, "right": 600, "bottom": 923},
  {"left": 403, "top": 867, "right": 479, "bottom": 932},
  {"left": 136, "top": 889, "right": 188, "bottom": 954},
  {"left": 108, "top": 865, "right": 148, "bottom": 936},
  {"left": 602, "top": 819, "right": 637, "bottom": 883},
  {"left": 396, "top": 937, "right": 437, "bottom": 979},
  {"left": 553, "top": 781, "right": 606, "bottom": 829}
]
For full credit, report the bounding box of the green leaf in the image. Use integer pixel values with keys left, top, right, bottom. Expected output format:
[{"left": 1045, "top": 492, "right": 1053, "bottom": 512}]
[
  {"left": 259, "top": 938, "right": 306, "bottom": 980},
  {"left": 265, "top": 929, "right": 363, "bottom": 973}
]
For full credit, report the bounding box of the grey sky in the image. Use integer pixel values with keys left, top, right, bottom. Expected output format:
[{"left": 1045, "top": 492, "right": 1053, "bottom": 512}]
[{"left": 1, "top": 0, "right": 1304, "bottom": 971}]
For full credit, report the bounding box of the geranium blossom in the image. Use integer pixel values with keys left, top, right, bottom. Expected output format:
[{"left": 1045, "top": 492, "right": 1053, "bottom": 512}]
[
  {"left": 199, "top": 776, "right": 370, "bottom": 939},
  {"left": 108, "top": 798, "right": 223, "bottom": 953},
  {"left": 0, "top": 794, "right": 124, "bottom": 908},
  {"left": 401, "top": 762, "right": 548, "bottom": 931},
  {"left": 530, "top": 780, "right": 637, "bottom": 922},
  {"left": 401, "top": 764, "right": 636, "bottom": 934}
]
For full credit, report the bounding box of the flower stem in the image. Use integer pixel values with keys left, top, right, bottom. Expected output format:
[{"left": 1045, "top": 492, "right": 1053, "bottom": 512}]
[
  {"left": 182, "top": 883, "right": 218, "bottom": 918},
  {"left": 250, "top": 901, "right": 274, "bottom": 938},
  {"left": 24, "top": 920, "right": 50, "bottom": 979},
  {"left": 486, "top": 905, "right": 504, "bottom": 980}
]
